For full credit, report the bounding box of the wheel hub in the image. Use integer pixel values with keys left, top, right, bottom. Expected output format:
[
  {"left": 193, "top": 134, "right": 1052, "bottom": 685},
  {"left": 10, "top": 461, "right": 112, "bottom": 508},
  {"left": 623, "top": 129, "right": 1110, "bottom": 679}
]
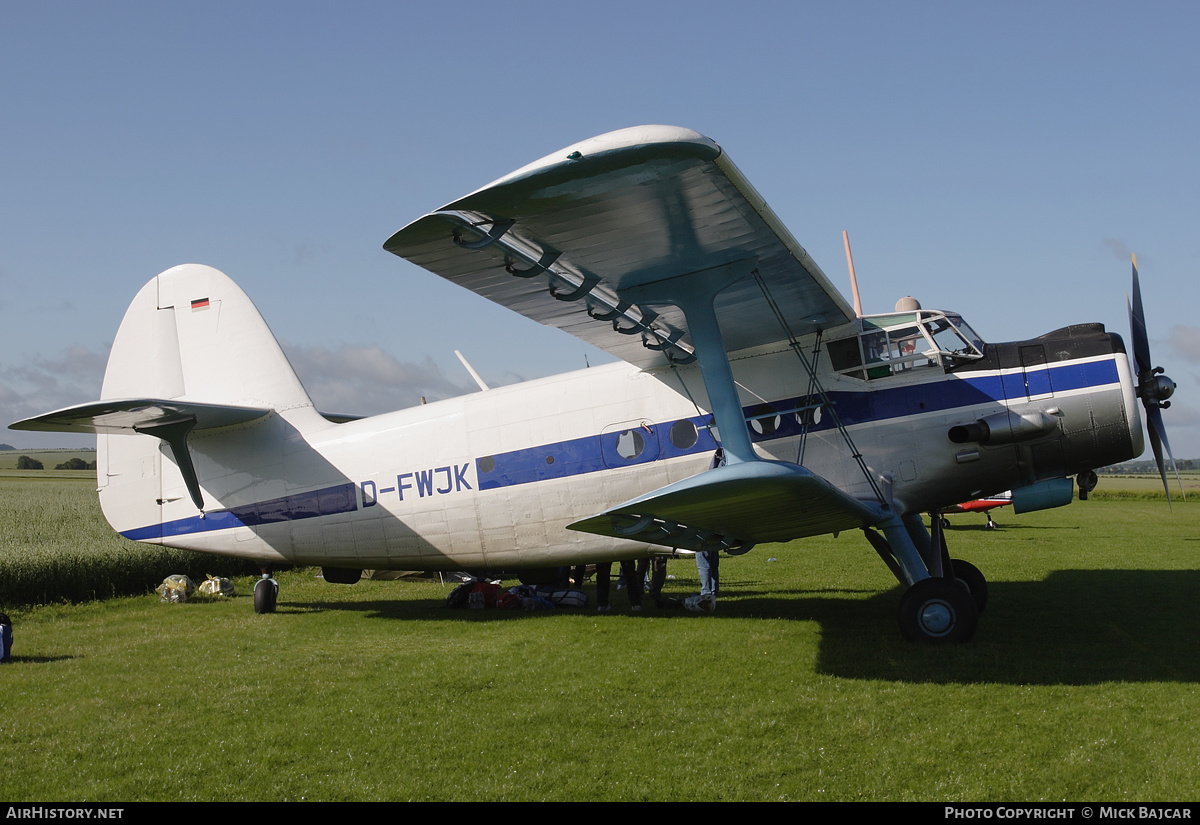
[{"left": 918, "top": 599, "right": 955, "bottom": 636}]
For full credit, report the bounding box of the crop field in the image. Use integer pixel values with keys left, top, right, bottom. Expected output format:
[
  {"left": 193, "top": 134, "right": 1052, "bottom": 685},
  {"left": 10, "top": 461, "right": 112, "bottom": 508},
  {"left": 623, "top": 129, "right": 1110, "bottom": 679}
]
[
  {"left": 1092, "top": 472, "right": 1200, "bottom": 500},
  {"left": 0, "top": 472, "right": 257, "bottom": 604},
  {"left": 1, "top": 473, "right": 1198, "bottom": 801}
]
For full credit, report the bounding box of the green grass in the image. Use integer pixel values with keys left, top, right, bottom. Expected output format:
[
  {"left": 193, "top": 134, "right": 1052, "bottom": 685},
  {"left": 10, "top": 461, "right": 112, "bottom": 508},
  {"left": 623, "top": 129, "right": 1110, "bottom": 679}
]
[{"left": 2, "top": 483, "right": 1198, "bottom": 801}]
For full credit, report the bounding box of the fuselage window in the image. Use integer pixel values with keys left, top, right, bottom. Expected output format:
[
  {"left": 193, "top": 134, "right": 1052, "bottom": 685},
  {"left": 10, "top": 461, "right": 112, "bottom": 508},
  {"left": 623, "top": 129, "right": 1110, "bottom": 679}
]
[
  {"left": 796, "top": 404, "right": 822, "bottom": 426},
  {"left": 747, "top": 405, "right": 781, "bottom": 437},
  {"left": 615, "top": 430, "right": 645, "bottom": 459},
  {"left": 669, "top": 419, "right": 698, "bottom": 449}
]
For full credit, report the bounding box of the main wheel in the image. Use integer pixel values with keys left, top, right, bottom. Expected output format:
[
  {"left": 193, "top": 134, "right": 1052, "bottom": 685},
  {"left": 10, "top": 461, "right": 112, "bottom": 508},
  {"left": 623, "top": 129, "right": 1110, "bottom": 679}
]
[
  {"left": 253, "top": 577, "right": 278, "bottom": 614},
  {"left": 898, "top": 577, "right": 979, "bottom": 643},
  {"left": 948, "top": 558, "right": 988, "bottom": 614}
]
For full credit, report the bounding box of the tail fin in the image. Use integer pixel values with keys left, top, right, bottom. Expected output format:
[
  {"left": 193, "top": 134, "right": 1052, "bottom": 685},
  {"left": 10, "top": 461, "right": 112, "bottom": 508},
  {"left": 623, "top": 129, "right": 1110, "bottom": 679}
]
[
  {"left": 14, "top": 265, "right": 329, "bottom": 542},
  {"left": 102, "top": 264, "right": 320, "bottom": 422}
]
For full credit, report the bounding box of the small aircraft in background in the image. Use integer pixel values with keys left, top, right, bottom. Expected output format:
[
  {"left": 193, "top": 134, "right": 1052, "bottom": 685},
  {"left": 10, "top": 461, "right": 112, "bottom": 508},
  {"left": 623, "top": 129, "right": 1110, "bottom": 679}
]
[
  {"left": 939, "top": 467, "right": 1105, "bottom": 529},
  {"left": 940, "top": 493, "right": 1012, "bottom": 530},
  {"left": 11, "top": 126, "right": 1179, "bottom": 643}
]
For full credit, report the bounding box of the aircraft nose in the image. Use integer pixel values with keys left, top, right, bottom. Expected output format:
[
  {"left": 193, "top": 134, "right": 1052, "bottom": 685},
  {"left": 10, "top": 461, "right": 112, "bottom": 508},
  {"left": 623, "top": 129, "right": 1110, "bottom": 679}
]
[{"left": 1141, "top": 371, "right": 1175, "bottom": 407}]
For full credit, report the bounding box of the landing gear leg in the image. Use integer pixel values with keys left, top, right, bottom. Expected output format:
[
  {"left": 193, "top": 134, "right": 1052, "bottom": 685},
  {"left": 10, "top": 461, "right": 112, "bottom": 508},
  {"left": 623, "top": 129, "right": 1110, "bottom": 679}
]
[
  {"left": 931, "top": 511, "right": 990, "bottom": 613},
  {"left": 253, "top": 571, "right": 278, "bottom": 614},
  {"left": 871, "top": 513, "right": 987, "bottom": 643}
]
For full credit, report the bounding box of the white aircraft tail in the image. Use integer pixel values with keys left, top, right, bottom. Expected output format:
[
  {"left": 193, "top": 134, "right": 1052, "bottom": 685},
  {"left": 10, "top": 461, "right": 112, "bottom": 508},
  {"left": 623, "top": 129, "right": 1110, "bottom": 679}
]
[
  {"left": 101, "top": 264, "right": 319, "bottom": 419},
  {"left": 92, "top": 264, "right": 327, "bottom": 542}
]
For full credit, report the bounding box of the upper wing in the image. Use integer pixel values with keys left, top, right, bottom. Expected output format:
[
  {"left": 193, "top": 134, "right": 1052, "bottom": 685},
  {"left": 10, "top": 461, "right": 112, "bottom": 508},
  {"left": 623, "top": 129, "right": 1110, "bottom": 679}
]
[{"left": 384, "top": 126, "right": 854, "bottom": 369}]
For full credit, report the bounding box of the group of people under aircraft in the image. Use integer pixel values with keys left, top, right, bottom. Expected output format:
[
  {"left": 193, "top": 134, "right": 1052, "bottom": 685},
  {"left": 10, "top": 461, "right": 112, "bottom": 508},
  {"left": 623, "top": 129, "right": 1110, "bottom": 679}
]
[
  {"left": 578, "top": 550, "right": 719, "bottom": 615},
  {"left": 582, "top": 445, "right": 726, "bottom": 614}
]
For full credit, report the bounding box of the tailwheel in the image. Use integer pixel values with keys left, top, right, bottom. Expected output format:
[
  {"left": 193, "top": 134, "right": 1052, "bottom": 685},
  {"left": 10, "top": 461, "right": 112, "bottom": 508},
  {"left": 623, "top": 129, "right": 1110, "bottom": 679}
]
[
  {"left": 948, "top": 558, "right": 988, "bottom": 614},
  {"left": 253, "top": 575, "right": 279, "bottom": 614},
  {"left": 898, "top": 577, "right": 979, "bottom": 643}
]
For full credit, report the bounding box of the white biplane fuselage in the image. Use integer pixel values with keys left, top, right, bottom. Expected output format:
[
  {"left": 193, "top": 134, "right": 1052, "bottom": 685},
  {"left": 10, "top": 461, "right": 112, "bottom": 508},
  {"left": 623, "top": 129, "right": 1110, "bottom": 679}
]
[
  {"left": 88, "top": 274, "right": 1140, "bottom": 572},
  {"left": 13, "top": 125, "right": 1166, "bottom": 642}
]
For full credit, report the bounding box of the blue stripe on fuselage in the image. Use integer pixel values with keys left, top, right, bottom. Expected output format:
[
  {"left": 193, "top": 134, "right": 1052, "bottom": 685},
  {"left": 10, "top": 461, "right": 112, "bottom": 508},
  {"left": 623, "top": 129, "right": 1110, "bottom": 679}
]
[
  {"left": 120, "top": 482, "right": 357, "bottom": 541},
  {"left": 475, "top": 358, "right": 1120, "bottom": 490}
]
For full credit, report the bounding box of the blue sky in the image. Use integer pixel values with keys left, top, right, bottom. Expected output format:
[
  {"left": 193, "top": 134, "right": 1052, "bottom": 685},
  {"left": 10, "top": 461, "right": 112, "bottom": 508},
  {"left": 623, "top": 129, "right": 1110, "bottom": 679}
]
[{"left": 3, "top": 1, "right": 1197, "bottom": 461}]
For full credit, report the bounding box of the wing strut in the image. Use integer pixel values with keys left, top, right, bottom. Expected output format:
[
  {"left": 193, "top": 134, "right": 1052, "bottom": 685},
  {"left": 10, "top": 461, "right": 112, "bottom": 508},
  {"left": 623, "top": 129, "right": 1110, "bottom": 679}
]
[
  {"left": 135, "top": 418, "right": 205, "bottom": 511},
  {"left": 752, "top": 270, "right": 888, "bottom": 506},
  {"left": 621, "top": 258, "right": 759, "bottom": 464}
]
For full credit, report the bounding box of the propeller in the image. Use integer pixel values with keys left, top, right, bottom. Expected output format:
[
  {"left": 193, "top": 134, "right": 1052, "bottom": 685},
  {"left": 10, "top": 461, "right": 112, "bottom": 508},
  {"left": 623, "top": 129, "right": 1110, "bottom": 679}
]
[{"left": 1127, "top": 255, "right": 1182, "bottom": 501}]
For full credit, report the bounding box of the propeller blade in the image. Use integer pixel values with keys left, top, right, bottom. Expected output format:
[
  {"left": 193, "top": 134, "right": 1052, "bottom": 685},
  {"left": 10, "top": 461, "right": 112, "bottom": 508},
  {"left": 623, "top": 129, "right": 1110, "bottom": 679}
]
[
  {"left": 1129, "top": 256, "right": 1152, "bottom": 377},
  {"left": 1127, "top": 255, "right": 1184, "bottom": 502},
  {"left": 1145, "top": 405, "right": 1183, "bottom": 505}
]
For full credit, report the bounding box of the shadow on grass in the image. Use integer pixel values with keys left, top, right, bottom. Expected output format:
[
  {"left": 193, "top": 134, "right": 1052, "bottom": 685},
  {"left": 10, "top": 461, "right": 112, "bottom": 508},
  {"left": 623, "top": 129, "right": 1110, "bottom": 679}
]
[
  {"left": 286, "top": 569, "right": 1200, "bottom": 686},
  {"left": 944, "top": 522, "right": 1081, "bottom": 532},
  {"left": 808, "top": 569, "right": 1200, "bottom": 685},
  {"left": 3, "top": 654, "right": 75, "bottom": 665}
]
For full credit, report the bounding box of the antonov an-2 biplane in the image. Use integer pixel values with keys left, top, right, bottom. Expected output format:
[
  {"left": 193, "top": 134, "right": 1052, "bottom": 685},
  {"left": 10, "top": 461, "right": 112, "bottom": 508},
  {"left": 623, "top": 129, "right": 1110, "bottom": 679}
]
[{"left": 12, "top": 126, "right": 1179, "bottom": 642}]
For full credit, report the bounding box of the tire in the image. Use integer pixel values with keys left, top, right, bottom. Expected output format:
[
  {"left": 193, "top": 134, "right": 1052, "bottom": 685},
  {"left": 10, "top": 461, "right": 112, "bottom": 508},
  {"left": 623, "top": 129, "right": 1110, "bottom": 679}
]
[
  {"left": 898, "top": 577, "right": 979, "bottom": 643},
  {"left": 948, "top": 558, "right": 988, "bottom": 614},
  {"left": 253, "top": 577, "right": 278, "bottom": 614}
]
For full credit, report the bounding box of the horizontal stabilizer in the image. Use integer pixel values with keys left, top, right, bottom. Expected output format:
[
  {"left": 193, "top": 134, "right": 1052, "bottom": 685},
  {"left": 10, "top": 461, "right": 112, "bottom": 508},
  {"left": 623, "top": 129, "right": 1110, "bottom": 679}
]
[
  {"left": 12, "top": 398, "right": 273, "bottom": 512},
  {"left": 10, "top": 398, "right": 271, "bottom": 435},
  {"left": 568, "top": 461, "right": 882, "bottom": 552}
]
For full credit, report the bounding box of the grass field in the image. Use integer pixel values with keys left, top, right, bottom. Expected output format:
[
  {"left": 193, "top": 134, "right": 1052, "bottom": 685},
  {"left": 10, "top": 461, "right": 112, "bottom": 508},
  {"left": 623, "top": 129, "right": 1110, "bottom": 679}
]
[{"left": 2, "top": 473, "right": 1198, "bottom": 801}]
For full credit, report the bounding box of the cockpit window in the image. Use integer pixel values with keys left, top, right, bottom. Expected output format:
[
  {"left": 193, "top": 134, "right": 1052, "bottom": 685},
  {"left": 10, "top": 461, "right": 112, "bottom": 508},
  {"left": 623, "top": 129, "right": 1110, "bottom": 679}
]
[
  {"left": 827, "top": 310, "right": 983, "bottom": 380},
  {"left": 944, "top": 314, "right": 984, "bottom": 352}
]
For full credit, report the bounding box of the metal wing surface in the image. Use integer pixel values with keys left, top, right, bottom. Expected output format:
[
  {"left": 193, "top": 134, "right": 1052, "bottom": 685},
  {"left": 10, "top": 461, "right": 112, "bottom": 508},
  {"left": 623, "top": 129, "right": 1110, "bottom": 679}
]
[
  {"left": 568, "top": 461, "right": 882, "bottom": 552},
  {"left": 384, "top": 125, "right": 854, "bottom": 369},
  {"left": 10, "top": 398, "right": 271, "bottom": 434}
]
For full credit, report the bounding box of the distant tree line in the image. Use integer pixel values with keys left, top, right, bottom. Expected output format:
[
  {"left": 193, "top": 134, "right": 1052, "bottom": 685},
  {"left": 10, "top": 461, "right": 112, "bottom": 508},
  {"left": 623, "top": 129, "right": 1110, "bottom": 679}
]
[
  {"left": 1103, "top": 458, "right": 1197, "bottom": 473},
  {"left": 55, "top": 457, "right": 97, "bottom": 470},
  {"left": 14, "top": 456, "right": 97, "bottom": 470}
]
